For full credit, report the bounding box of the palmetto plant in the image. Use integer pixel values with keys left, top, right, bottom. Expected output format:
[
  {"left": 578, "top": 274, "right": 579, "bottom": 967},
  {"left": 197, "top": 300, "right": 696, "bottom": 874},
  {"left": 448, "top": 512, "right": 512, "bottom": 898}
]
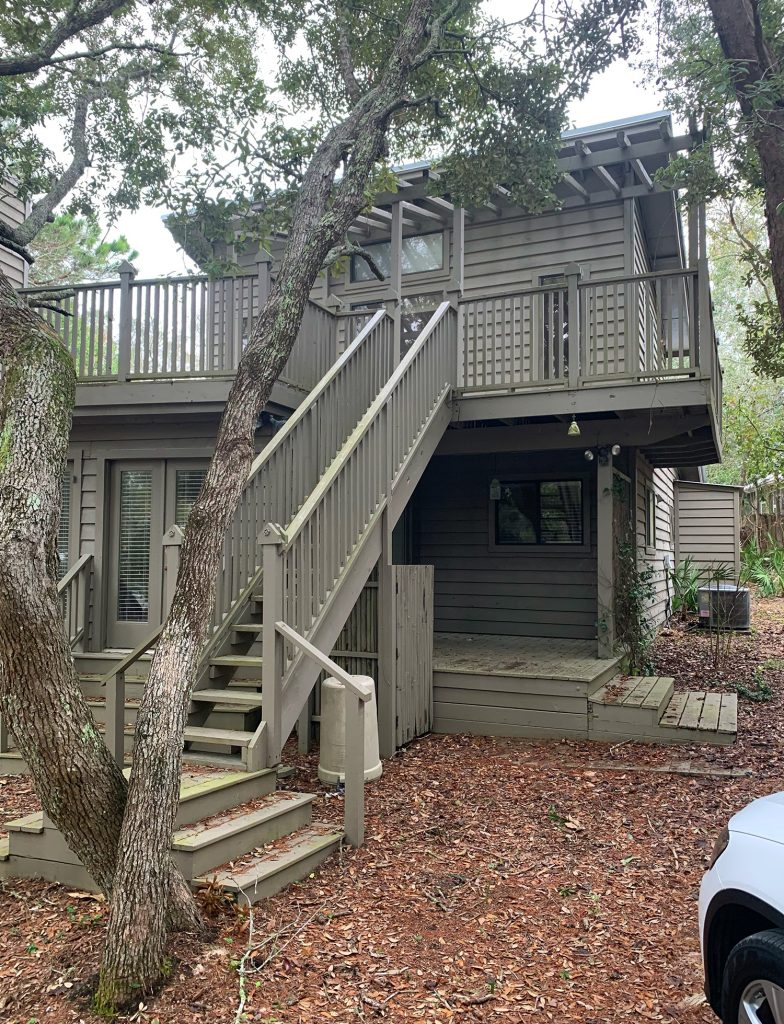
[
  {"left": 741, "top": 538, "right": 784, "bottom": 596},
  {"left": 670, "top": 557, "right": 703, "bottom": 617}
]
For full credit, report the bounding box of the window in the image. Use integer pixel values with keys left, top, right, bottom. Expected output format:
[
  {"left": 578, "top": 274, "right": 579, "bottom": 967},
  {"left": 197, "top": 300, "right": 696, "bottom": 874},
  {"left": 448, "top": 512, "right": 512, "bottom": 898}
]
[
  {"left": 350, "top": 233, "right": 444, "bottom": 283},
  {"left": 117, "top": 470, "right": 153, "bottom": 622},
  {"left": 494, "top": 479, "right": 584, "bottom": 546},
  {"left": 174, "top": 469, "right": 206, "bottom": 528},
  {"left": 645, "top": 485, "right": 657, "bottom": 547},
  {"left": 58, "top": 469, "right": 72, "bottom": 579},
  {"left": 350, "top": 292, "right": 442, "bottom": 353}
]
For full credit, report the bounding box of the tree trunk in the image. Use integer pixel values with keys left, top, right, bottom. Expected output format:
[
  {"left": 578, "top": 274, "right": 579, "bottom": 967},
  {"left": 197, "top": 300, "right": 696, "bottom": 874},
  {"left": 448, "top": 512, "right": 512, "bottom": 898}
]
[
  {"left": 707, "top": 0, "right": 784, "bottom": 318},
  {"left": 0, "top": 273, "right": 201, "bottom": 925},
  {"left": 95, "top": 0, "right": 437, "bottom": 1008}
]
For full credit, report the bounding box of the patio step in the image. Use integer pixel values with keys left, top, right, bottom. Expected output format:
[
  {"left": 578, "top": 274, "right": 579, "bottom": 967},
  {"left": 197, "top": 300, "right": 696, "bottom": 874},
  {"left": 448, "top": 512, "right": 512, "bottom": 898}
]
[
  {"left": 194, "top": 822, "right": 343, "bottom": 906},
  {"left": 209, "top": 654, "right": 263, "bottom": 680},
  {"left": 589, "top": 676, "right": 736, "bottom": 746},
  {"left": 190, "top": 688, "right": 264, "bottom": 709}
]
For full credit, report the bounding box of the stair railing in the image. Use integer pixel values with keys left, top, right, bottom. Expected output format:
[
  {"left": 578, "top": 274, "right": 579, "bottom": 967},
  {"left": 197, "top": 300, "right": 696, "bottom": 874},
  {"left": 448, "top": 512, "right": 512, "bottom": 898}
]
[
  {"left": 276, "top": 620, "right": 372, "bottom": 846},
  {"left": 209, "top": 308, "right": 395, "bottom": 633},
  {"left": 100, "top": 623, "right": 163, "bottom": 767},
  {"left": 261, "top": 301, "right": 458, "bottom": 760},
  {"left": 58, "top": 551, "right": 93, "bottom": 650}
]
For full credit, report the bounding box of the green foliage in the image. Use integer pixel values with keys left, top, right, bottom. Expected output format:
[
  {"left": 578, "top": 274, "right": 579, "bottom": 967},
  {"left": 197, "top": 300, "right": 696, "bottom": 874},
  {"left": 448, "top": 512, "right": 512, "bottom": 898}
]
[
  {"left": 742, "top": 540, "right": 784, "bottom": 596},
  {"left": 670, "top": 557, "right": 702, "bottom": 616},
  {"left": 647, "top": 0, "right": 784, "bottom": 378},
  {"left": 614, "top": 539, "right": 656, "bottom": 675},
  {"left": 28, "top": 214, "right": 137, "bottom": 286},
  {"left": 729, "top": 666, "right": 773, "bottom": 703}
]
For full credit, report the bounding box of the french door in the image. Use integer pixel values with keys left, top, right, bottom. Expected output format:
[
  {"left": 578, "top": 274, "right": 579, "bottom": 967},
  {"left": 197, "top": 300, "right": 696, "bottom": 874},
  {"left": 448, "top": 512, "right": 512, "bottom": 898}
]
[{"left": 105, "top": 459, "right": 207, "bottom": 648}]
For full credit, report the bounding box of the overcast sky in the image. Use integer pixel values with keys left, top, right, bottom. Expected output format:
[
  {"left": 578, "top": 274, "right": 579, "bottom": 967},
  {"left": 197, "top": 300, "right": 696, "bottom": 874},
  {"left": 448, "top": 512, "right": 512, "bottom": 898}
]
[{"left": 113, "top": 10, "right": 662, "bottom": 278}]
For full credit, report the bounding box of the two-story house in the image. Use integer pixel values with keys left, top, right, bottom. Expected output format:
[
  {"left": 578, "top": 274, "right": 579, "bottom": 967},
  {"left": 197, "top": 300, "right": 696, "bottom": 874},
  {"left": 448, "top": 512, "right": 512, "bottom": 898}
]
[{"left": 0, "top": 111, "right": 739, "bottom": 898}]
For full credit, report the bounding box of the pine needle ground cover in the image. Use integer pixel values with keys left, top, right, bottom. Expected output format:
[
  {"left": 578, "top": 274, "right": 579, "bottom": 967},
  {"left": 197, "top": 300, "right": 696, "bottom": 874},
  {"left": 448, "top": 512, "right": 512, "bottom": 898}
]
[{"left": 2, "top": 600, "right": 783, "bottom": 1023}]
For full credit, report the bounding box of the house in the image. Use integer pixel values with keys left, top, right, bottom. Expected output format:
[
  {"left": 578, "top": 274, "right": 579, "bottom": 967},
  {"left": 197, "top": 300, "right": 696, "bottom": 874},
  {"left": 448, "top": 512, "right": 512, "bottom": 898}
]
[{"left": 0, "top": 111, "right": 738, "bottom": 897}]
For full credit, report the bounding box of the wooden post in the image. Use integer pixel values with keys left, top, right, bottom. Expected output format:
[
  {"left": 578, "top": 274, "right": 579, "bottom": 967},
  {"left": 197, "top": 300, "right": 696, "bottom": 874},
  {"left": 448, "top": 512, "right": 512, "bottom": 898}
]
[
  {"left": 565, "top": 262, "right": 581, "bottom": 389},
  {"left": 451, "top": 207, "right": 465, "bottom": 295},
  {"left": 105, "top": 670, "right": 125, "bottom": 769},
  {"left": 597, "top": 454, "right": 615, "bottom": 659},
  {"left": 117, "top": 260, "right": 136, "bottom": 380},
  {"left": 260, "top": 524, "right": 285, "bottom": 765},
  {"left": 376, "top": 514, "right": 397, "bottom": 759},
  {"left": 390, "top": 201, "right": 403, "bottom": 363},
  {"left": 696, "top": 202, "right": 711, "bottom": 375},
  {"left": 0, "top": 713, "right": 9, "bottom": 754},
  {"left": 343, "top": 682, "right": 367, "bottom": 847},
  {"left": 256, "top": 256, "right": 272, "bottom": 311},
  {"left": 162, "top": 524, "right": 184, "bottom": 616}
]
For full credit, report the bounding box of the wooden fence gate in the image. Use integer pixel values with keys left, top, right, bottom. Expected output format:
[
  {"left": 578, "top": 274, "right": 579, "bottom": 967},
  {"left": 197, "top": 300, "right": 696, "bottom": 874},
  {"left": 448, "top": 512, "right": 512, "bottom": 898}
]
[{"left": 392, "top": 564, "right": 434, "bottom": 747}]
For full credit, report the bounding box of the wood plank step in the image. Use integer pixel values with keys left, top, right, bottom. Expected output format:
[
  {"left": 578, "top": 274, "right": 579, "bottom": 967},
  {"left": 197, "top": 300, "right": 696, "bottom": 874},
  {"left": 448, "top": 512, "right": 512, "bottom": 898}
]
[
  {"left": 623, "top": 678, "right": 658, "bottom": 707},
  {"left": 718, "top": 693, "right": 738, "bottom": 734},
  {"left": 699, "top": 692, "right": 722, "bottom": 731},
  {"left": 660, "top": 692, "right": 688, "bottom": 728},
  {"left": 183, "top": 726, "right": 255, "bottom": 748},
  {"left": 209, "top": 655, "right": 263, "bottom": 669},
  {"left": 232, "top": 623, "right": 263, "bottom": 634},
  {"left": 679, "top": 692, "right": 705, "bottom": 731},
  {"left": 173, "top": 792, "right": 314, "bottom": 877},
  {"left": 640, "top": 678, "right": 674, "bottom": 712},
  {"left": 193, "top": 822, "right": 342, "bottom": 906},
  {"left": 589, "top": 676, "right": 641, "bottom": 705},
  {"left": 190, "top": 689, "right": 263, "bottom": 709}
]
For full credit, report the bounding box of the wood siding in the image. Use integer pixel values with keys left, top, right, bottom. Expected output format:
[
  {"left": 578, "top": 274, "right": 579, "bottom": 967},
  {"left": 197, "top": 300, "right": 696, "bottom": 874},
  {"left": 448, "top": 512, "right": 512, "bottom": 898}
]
[
  {"left": 675, "top": 482, "right": 741, "bottom": 575},
  {"left": 1, "top": 183, "right": 28, "bottom": 288},
  {"left": 413, "top": 451, "right": 598, "bottom": 641},
  {"left": 635, "top": 454, "right": 676, "bottom": 626}
]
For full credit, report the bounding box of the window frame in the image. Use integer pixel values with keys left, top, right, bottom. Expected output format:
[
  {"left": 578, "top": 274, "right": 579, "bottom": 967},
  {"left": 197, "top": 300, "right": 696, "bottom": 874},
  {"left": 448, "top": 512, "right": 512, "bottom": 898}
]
[
  {"left": 644, "top": 483, "right": 658, "bottom": 550},
  {"left": 344, "top": 229, "right": 450, "bottom": 294},
  {"left": 488, "top": 473, "right": 591, "bottom": 553}
]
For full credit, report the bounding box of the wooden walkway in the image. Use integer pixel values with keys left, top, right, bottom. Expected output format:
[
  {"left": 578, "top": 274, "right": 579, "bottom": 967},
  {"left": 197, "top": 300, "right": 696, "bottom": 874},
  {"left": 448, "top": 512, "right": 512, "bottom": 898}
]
[{"left": 433, "top": 633, "right": 619, "bottom": 682}]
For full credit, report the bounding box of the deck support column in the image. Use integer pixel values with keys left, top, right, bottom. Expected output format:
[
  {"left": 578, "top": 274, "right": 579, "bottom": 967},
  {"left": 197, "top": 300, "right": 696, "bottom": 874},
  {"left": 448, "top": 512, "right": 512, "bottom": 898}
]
[
  {"left": 376, "top": 512, "right": 396, "bottom": 759},
  {"left": 390, "top": 202, "right": 403, "bottom": 363},
  {"left": 597, "top": 454, "right": 615, "bottom": 659}
]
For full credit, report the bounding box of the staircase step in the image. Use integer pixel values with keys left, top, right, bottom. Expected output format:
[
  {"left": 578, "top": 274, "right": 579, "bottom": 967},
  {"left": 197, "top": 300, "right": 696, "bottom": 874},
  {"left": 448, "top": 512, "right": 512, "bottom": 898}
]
[
  {"left": 190, "top": 688, "right": 264, "bottom": 709},
  {"left": 177, "top": 769, "right": 276, "bottom": 827},
  {"left": 183, "top": 726, "right": 255, "bottom": 748},
  {"left": 209, "top": 655, "right": 263, "bottom": 670},
  {"left": 173, "top": 792, "right": 314, "bottom": 878},
  {"left": 657, "top": 690, "right": 737, "bottom": 744},
  {"left": 193, "top": 822, "right": 343, "bottom": 905},
  {"left": 232, "top": 623, "right": 263, "bottom": 635}
]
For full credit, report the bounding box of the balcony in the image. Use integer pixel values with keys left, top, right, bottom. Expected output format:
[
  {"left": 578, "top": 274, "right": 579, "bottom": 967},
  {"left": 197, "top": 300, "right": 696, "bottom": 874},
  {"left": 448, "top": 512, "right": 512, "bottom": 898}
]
[{"left": 457, "top": 264, "right": 722, "bottom": 437}]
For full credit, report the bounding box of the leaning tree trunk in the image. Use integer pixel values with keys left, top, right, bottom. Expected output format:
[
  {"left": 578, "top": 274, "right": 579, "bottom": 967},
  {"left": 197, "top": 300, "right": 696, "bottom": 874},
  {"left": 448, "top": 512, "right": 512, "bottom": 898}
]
[
  {"left": 707, "top": 0, "right": 784, "bottom": 320},
  {"left": 94, "top": 0, "right": 437, "bottom": 1007},
  {"left": 0, "top": 272, "right": 201, "bottom": 926}
]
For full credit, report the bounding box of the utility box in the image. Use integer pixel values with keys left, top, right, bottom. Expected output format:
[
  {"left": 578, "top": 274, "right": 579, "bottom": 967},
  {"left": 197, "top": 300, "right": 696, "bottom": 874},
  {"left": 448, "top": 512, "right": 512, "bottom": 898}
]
[{"left": 697, "top": 583, "right": 751, "bottom": 631}]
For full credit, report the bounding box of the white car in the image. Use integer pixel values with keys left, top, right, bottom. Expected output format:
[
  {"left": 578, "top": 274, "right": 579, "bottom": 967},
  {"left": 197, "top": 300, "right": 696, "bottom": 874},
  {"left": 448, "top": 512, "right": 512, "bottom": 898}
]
[{"left": 700, "top": 793, "right": 784, "bottom": 1023}]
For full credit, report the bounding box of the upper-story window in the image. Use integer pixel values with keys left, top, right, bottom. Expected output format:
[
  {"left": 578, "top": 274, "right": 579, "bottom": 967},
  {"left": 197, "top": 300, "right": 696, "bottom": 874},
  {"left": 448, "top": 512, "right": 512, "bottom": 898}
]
[{"left": 350, "top": 232, "right": 444, "bottom": 283}]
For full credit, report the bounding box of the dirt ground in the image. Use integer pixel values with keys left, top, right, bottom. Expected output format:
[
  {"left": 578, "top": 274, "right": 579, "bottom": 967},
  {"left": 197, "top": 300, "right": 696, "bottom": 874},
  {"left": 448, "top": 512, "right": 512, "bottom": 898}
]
[{"left": 1, "top": 600, "right": 783, "bottom": 1024}]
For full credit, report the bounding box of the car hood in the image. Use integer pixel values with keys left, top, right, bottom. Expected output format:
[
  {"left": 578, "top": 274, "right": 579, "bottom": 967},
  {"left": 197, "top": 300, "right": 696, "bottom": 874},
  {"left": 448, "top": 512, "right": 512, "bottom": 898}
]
[{"left": 730, "top": 792, "right": 784, "bottom": 846}]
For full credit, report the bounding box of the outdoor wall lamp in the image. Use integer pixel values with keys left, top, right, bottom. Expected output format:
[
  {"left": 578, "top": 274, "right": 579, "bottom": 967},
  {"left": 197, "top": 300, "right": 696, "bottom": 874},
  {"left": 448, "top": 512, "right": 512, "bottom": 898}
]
[{"left": 589, "top": 444, "right": 621, "bottom": 465}]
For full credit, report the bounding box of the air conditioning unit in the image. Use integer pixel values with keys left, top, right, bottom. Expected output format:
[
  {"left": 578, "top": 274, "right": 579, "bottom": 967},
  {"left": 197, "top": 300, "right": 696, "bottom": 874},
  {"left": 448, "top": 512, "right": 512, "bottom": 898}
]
[{"left": 697, "top": 584, "right": 751, "bottom": 631}]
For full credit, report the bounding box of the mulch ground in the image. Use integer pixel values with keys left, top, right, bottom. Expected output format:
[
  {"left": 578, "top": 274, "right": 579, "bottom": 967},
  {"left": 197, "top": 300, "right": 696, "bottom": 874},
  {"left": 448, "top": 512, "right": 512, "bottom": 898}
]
[{"left": 1, "top": 599, "right": 783, "bottom": 1024}]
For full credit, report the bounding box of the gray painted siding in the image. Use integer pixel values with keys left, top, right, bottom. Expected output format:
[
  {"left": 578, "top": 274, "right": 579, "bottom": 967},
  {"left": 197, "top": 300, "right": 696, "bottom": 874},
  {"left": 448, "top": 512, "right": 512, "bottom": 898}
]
[
  {"left": 1, "top": 184, "right": 28, "bottom": 288},
  {"left": 635, "top": 454, "right": 676, "bottom": 626},
  {"left": 675, "top": 482, "right": 741, "bottom": 575},
  {"left": 413, "top": 451, "right": 598, "bottom": 640}
]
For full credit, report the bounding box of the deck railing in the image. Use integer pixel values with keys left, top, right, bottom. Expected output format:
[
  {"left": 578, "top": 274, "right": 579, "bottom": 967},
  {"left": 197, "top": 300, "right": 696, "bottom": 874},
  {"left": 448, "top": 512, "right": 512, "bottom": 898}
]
[
  {"left": 459, "top": 265, "right": 718, "bottom": 397},
  {"left": 58, "top": 551, "right": 93, "bottom": 650},
  {"left": 209, "top": 309, "right": 395, "bottom": 632},
  {"left": 21, "top": 262, "right": 337, "bottom": 392}
]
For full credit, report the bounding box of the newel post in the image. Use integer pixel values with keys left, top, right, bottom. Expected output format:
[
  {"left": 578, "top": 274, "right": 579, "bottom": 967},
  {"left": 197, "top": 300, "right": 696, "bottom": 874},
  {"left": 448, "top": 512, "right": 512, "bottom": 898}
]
[
  {"left": 162, "top": 524, "right": 185, "bottom": 615},
  {"left": 260, "top": 523, "right": 286, "bottom": 765},
  {"left": 565, "top": 261, "right": 581, "bottom": 389},
  {"left": 117, "top": 260, "right": 137, "bottom": 380},
  {"left": 256, "top": 254, "right": 272, "bottom": 313},
  {"left": 596, "top": 453, "right": 615, "bottom": 659}
]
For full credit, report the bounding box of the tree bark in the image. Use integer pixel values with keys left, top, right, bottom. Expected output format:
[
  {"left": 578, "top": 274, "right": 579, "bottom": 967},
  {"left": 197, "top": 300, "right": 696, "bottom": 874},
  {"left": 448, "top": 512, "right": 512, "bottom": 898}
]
[
  {"left": 707, "top": 0, "right": 784, "bottom": 319},
  {"left": 0, "top": 272, "right": 201, "bottom": 924},
  {"left": 95, "top": 0, "right": 440, "bottom": 1008}
]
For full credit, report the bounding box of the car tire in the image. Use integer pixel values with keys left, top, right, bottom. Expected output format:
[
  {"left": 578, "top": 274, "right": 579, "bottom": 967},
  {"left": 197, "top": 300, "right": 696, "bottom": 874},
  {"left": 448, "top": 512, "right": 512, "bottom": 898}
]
[{"left": 721, "top": 929, "right": 784, "bottom": 1024}]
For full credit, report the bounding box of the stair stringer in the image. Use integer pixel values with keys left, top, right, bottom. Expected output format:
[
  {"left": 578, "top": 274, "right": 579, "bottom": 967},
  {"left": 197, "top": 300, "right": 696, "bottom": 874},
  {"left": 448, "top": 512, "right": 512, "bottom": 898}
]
[{"left": 278, "top": 392, "right": 453, "bottom": 752}]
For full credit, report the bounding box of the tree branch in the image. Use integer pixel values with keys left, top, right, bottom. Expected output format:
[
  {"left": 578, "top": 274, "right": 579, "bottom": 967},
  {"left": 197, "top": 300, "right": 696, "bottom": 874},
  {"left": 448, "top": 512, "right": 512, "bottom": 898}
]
[
  {"left": 0, "top": 0, "right": 133, "bottom": 77},
  {"left": 0, "top": 41, "right": 181, "bottom": 76},
  {"left": 336, "top": 6, "right": 362, "bottom": 104},
  {"left": 322, "top": 237, "right": 385, "bottom": 279}
]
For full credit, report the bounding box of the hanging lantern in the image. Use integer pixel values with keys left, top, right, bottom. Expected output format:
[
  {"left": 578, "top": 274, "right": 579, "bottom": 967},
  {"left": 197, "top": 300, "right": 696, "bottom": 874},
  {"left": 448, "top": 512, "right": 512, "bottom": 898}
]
[{"left": 567, "top": 415, "right": 581, "bottom": 437}]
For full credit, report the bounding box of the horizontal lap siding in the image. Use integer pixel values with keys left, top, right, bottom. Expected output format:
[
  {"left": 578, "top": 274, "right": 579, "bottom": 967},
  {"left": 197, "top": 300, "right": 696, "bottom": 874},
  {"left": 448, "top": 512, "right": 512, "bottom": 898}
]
[
  {"left": 1, "top": 186, "right": 28, "bottom": 288},
  {"left": 636, "top": 454, "right": 676, "bottom": 626},
  {"left": 675, "top": 483, "right": 740, "bottom": 575},
  {"left": 414, "top": 451, "right": 597, "bottom": 640}
]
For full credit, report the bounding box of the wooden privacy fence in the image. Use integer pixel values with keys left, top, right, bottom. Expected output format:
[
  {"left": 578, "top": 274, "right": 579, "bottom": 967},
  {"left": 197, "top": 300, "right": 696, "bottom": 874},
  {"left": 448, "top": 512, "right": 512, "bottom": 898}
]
[
  {"left": 743, "top": 475, "right": 784, "bottom": 548},
  {"left": 21, "top": 261, "right": 336, "bottom": 390},
  {"left": 459, "top": 266, "right": 713, "bottom": 392}
]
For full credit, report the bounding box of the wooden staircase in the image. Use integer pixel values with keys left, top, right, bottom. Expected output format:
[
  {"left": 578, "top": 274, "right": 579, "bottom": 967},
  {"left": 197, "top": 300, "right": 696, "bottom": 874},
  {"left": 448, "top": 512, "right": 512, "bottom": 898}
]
[
  {"left": 0, "top": 768, "right": 342, "bottom": 905},
  {"left": 588, "top": 676, "right": 737, "bottom": 745}
]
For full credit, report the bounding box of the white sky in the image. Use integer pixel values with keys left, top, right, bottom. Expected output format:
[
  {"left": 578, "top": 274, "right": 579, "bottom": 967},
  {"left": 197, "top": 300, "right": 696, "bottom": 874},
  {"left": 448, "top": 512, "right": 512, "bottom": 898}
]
[{"left": 112, "top": 14, "right": 662, "bottom": 278}]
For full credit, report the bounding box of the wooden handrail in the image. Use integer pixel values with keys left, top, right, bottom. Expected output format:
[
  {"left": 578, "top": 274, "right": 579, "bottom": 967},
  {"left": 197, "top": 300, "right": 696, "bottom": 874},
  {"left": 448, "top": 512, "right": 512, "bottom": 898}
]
[
  {"left": 57, "top": 551, "right": 92, "bottom": 593},
  {"left": 275, "top": 620, "right": 370, "bottom": 846},
  {"left": 275, "top": 621, "right": 373, "bottom": 700},
  {"left": 281, "top": 301, "right": 452, "bottom": 550},
  {"left": 246, "top": 308, "right": 389, "bottom": 482},
  {"left": 100, "top": 623, "right": 163, "bottom": 685}
]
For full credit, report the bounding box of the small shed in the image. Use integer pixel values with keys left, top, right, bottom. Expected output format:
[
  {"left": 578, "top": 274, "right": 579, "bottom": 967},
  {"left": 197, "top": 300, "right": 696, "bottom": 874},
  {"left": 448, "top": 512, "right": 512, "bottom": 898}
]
[{"left": 674, "top": 480, "right": 743, "bottom": 576}]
